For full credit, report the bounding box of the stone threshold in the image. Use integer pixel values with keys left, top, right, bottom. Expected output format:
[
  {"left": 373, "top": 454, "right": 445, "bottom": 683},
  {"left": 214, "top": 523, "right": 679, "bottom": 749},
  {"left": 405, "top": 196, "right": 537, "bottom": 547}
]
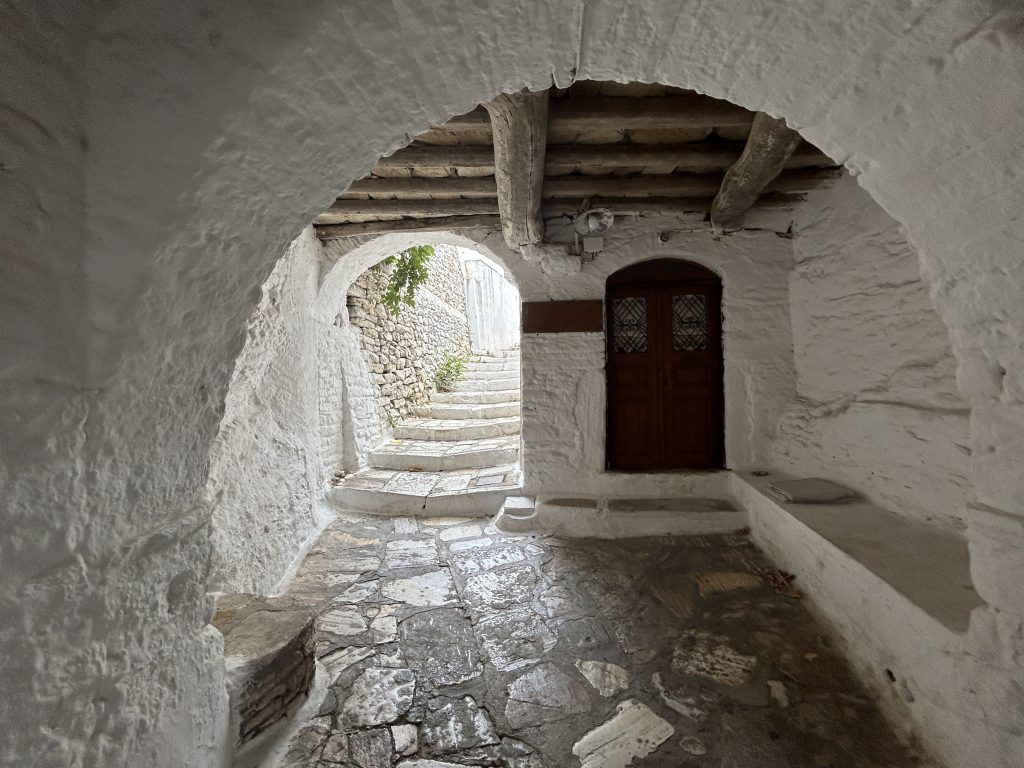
[
  {"left": 495, "top": 493, "right": 746, "bottom": 538},
  {"left": 330, "top": 465, "right": 521, "bottom": 518}
]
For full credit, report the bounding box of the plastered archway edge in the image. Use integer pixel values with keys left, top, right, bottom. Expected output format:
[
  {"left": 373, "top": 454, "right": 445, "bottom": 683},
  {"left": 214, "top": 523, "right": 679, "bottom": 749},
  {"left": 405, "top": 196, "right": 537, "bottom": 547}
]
[
  {"left": 2, "top": 2, "right": 1022, "bottom": 766},
  {"left": 315, "top": 229, "right": 522, "bottom": 476}
]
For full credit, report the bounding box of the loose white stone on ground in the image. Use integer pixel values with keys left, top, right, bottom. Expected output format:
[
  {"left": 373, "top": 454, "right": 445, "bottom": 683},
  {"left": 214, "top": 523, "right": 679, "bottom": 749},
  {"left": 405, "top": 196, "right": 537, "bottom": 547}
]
[
  {"left": 571, "top": 699, "right": 674, "bottom": 768},
  {"left": 575, "top": 660, "right": 629, "bottom": 697}
]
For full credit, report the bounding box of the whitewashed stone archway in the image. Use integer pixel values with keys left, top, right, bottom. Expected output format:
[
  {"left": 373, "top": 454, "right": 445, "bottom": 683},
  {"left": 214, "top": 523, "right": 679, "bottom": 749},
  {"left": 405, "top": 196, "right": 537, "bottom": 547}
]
[
  {"left": 314, "top": 229, "right": 523, "bottom": 478},
  {"left": 3, "top": 2, "right": 1023, "bottom": 767}
]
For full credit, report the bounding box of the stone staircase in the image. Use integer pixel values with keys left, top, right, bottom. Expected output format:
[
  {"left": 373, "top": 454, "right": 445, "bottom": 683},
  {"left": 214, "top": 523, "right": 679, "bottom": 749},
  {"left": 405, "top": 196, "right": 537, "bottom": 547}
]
[{"left": 330, "top": 351, "right": 522, "bottom": 517}]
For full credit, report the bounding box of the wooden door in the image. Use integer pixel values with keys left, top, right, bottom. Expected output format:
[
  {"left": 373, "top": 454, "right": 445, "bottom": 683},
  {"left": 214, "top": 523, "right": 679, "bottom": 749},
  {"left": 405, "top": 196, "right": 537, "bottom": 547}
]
[{"left": 606, "top": 260, "right": 724, "bottom": 470}]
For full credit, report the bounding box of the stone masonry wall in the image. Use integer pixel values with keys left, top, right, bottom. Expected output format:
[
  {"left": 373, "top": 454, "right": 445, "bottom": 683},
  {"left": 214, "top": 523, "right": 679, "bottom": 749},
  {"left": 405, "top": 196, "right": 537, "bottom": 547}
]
[{"left": 347, "top": 245, "right": 470, "bottom": 429}]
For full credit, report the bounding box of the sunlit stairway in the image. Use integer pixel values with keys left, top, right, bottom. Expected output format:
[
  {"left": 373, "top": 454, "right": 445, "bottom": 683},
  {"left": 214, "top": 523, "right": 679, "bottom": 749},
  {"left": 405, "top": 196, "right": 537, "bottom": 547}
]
[{"left": 330, "top": 351, "right": 522, "bottom": 516}]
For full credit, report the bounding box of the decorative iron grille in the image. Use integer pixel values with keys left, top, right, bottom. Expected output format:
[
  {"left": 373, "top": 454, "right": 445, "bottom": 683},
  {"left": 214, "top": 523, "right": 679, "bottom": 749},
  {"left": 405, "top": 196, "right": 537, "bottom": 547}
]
[
  {"left": 672, "top": 294, "right": 708, "bottom": 351},
  {"left": 612, "top": 297, "right": 647, "bottom": 353}
]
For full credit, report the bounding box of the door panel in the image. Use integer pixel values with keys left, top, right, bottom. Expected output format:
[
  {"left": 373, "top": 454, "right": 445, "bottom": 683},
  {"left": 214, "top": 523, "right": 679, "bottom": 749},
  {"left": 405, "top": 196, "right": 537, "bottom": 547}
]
[
  {"left": 606, "top": 260, "right": 723, "bottom": 470},
  {"left": 606, "top": 290, "right": 660, "bottom": 470}
]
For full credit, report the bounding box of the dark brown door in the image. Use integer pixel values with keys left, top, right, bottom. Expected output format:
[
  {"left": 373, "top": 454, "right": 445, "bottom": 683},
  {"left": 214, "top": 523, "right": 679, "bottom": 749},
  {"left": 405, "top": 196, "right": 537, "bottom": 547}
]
[{"left": 606, "top": 259, "right": 724, "bottom": 470}]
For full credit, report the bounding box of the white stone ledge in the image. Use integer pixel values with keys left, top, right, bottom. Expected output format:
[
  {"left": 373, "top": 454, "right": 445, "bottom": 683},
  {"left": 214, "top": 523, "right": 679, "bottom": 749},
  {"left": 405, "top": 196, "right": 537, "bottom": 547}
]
[
  {"left": 734, "top": 470, "right": 995, "bottom": 767},
  {"left": 734, "top": 471, "right": 984, "bottom": 634},
  {"left": 496, "top": 492, "right": 746, "bottom": 538}
]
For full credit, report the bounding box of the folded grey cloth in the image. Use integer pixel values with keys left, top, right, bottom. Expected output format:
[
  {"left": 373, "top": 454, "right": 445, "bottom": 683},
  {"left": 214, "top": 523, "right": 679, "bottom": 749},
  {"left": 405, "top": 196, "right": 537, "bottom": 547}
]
[{"left": 765, "top": 478, "right": 854, "bottom": 504}]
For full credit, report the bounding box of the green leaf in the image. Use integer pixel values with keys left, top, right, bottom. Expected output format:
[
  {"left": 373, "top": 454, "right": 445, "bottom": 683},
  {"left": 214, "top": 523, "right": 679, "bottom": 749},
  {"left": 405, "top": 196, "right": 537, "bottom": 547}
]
[{"left": 381, "top": 244, "right": 434, "bottom": 316}]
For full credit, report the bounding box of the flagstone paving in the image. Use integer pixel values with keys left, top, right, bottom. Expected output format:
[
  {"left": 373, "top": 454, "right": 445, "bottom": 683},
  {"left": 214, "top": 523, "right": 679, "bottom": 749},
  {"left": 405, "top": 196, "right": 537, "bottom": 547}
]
[{"left": 277, "top": 511, "right": 937, "bottom": 768}]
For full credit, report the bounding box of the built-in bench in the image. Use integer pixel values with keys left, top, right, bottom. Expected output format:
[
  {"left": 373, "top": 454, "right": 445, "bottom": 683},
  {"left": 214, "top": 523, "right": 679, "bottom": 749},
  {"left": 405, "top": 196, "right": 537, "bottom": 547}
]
[
  {"left": 733, "top": 471, "right": 983, "bottom": 633},
  {"left": 733, "top": 470, "right": 990, "bottom": 765}
]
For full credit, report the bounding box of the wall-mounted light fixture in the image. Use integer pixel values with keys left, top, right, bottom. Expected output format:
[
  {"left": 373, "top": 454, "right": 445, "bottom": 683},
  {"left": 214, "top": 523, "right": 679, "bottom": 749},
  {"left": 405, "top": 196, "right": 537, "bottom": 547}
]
[{"left": 571, "top": 207, "right": 614, "bottom": 256}]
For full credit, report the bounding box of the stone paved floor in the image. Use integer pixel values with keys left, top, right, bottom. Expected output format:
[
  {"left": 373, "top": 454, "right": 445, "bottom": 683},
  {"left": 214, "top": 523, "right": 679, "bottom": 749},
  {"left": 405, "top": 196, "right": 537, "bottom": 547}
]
[{"left": 276, "top": 511, "right": 936, "bottom": 768}]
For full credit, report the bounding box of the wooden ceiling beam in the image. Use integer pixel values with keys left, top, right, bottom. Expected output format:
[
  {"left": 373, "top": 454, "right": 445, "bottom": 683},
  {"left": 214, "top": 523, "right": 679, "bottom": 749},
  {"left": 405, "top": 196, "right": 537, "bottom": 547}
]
[
  {"left": 550, "top": 95, "right": 755, "bottom": 129},
  {"left": 433, "top": 95, "right": 757, "bottom": 135},
  {"left": 711, "top": 113, "right": 805, "bottom": 230},
  {"left": 371, "top": 141, "right": 833, "bottom": 174},
  {"left": 315, "top": 215, "right": 501, "bottom": 240},
  {"left": 375, "top": 143, "right": 495, "bottom": 169},
  {"left": 315, "top": 192, "right": 807, "bottom": 235},
  {"left": 483, "top": 88, "right": 549, "bottom": 251},
  {"left": 337, "top": 168, "right": 836, "bottom": 201},
  {"left": 545, "top": 143, "right": 831, "bottom": 173},
  {"left": 541, "top": 168, "right": 837, "bottom": 198}
]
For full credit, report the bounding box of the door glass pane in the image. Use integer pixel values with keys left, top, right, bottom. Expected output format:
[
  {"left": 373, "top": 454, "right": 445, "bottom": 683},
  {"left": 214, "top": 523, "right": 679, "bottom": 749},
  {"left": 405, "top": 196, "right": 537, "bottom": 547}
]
[
  {"left": 672, "top": 294, "right": 707, "bottom": 350},
  {"left": 612, "top": 297, "right": 647, "bottom": 353}
]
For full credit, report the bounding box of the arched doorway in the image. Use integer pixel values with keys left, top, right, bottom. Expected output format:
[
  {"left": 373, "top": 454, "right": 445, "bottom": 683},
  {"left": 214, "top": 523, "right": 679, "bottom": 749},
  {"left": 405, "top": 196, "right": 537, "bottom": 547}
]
[{"left": 606, "top": 259, "right": 724, "bottom": 471}]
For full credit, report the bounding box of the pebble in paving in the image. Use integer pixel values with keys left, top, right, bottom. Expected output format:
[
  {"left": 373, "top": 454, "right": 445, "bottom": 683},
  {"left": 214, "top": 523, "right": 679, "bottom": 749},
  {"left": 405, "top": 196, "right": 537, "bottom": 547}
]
[{"left": 277, "top": 512, "right": 939, "bottom": 767}]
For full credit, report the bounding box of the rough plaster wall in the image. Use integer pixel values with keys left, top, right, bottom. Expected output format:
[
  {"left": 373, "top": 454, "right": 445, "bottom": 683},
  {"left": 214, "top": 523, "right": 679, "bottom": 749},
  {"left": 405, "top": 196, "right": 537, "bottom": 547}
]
[
  {"left": 204, "top": 229, "right": 329, "bottom": 594},
  {"left": 464, "top": 257, "right": 521, "bottom": 354},
  {"left": 336, "top": 321, "right": 384, "bottom": 472},
  {"left": 347, "top": 249, "right": 471, "bottom": 427},
  {"left": 773, "top": 176, "right": 973, "bottom": 529},
  {"left": 318, "top": 320, "right": 348, "bottom": 482},
  {"left": 3, "top": 3, "right": 1023, "bottom": 767},
  {"left": 518, "top": 217, "right": 796, "bottom": 495}
]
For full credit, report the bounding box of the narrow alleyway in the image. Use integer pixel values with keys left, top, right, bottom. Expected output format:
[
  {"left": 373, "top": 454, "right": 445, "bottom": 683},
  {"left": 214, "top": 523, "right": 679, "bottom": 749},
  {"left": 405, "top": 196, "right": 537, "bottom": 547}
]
[
  {"left": 332, "top": 352, "right": 521, "bottom": 515},
  {"left": 276, "top": 511, "right": 934, "bottom": 767}
]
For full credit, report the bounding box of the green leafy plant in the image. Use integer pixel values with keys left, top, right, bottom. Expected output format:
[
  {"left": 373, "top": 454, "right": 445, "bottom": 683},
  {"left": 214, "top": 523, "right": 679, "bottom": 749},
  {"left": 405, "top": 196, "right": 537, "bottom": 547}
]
[
  {"left": 433, "top": 349, "right": 469, "bottom": 392},
  {"left": 381, "top": 244, "right": 434, "bottom": 316}
]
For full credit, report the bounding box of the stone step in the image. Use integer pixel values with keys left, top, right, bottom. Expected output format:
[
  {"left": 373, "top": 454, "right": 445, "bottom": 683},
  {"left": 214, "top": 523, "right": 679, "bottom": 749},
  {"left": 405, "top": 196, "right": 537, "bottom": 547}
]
[
  {"left": 415, "top": 401, "right": 521, "bottom": 420},
  {"left": 368, "top": 436, "right": 520, "bottom": 471},
  {"left": 330, "top": 465, "right": 521, "bottom": 518},
  {"left": 451, "top": 376, "right": 520, "bottom": 392},
  {"left": 458, "top": 370, "right": 520, "bottom": 382},
  {"left": 470, "top": 352, "right": 519, "bottom": 361},
  {"left": 393, "top": 416, "right": 521, "bottom": 441},
  {"left": 464, "top": 354, "right": 520, "bottom": 365},
  {"left": 431, "top": 389, "right": 520, "bottom": 405},
  {"left": 462, "top": 366, "right": 520, "bottom": 378}
]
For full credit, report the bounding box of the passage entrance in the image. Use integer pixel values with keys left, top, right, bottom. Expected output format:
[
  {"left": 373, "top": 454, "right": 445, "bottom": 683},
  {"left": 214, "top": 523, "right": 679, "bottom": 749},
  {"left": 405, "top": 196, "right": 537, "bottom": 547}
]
[{"left": 606, "top": 259, "right": 724, "bottom": 470}]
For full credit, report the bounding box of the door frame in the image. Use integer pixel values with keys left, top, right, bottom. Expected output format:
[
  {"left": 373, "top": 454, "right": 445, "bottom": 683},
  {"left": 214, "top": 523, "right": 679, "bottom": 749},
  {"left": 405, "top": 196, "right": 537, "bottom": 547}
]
[{"left": 604, "top": 258, "right": 725, "bottom": 471}]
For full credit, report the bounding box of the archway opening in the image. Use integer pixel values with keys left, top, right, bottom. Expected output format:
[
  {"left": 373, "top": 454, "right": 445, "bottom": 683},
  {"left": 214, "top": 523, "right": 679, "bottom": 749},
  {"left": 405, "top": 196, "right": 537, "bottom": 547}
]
[
  {"left": 11, "top": 6, "right": 1021, "bottom": 761},
  {"left": 329, "top": 242, "right": 523, "bottom": 517},
  {"left": 201, "top": 80, "right": 983, "bottom": 764}
]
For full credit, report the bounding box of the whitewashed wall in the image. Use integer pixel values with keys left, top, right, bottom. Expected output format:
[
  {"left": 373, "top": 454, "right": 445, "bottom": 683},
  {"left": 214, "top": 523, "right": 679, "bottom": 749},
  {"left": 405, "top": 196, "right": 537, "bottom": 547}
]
[
  {"left": 517, "top": 216, "right": 797, "bottom": 497},
  {"left": 463, "top": 256, "right": 521, "bottom": 354},
  {"left": 774, "top": 176, "right": 972, "bottom": 529},
  {"left": 4, "top": 3, "right": 1023, "bottom": 767},
  {"left": 204, "top": 229, "right": 332, "bottom": 594}
]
